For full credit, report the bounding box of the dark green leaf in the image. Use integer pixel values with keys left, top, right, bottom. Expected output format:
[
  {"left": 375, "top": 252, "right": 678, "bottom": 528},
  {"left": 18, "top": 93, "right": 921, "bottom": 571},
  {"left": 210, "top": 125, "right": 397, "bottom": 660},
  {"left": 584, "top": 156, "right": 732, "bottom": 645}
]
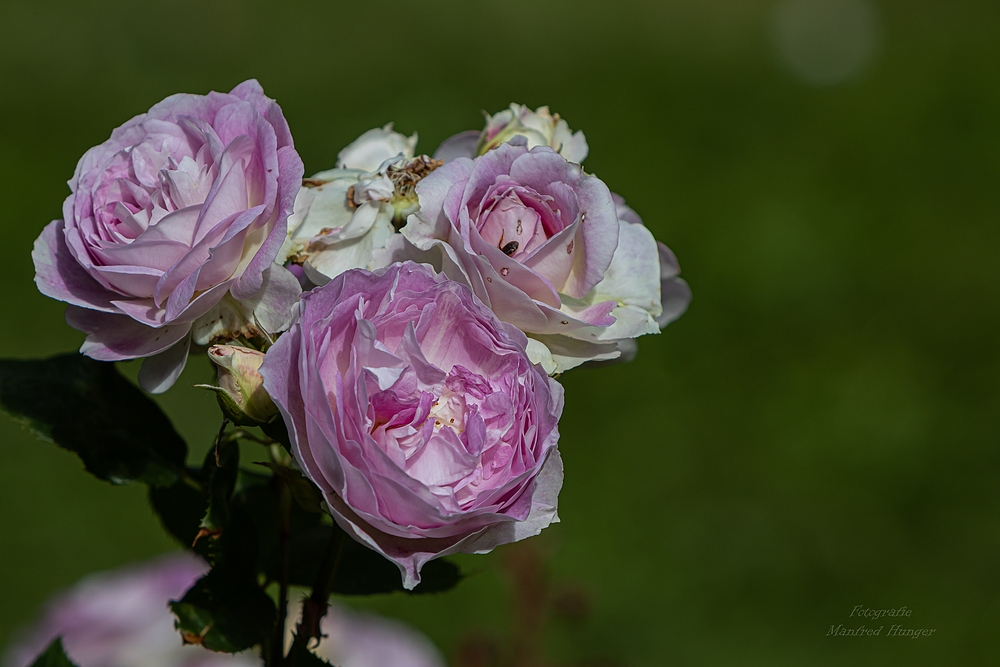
[
  {"left": 256, "top": 462, "right": 325, "bottom": 514},
  {"left": 149, "top": 476, "right": 208, "bottom": 547},
  {"left": 170, "top": 567, "right": 275, "bottom": 653},
  {"left": 28, "top": 639, "right": 79, "bottom": 667},
  {"left": 194, "top": 438, "right": 240, "bottom": 563},
  {"left": 0, "top": 354, "right": 187, "bottom": 486},
  {"left": 260, "top": 416, "right": 291, "bottom": 452},
  {"left": 274, "top": 526, "right": 462, "bottom": 595},
  {"left": 233, "top": 470, "right": 325, "bottom": 578}
]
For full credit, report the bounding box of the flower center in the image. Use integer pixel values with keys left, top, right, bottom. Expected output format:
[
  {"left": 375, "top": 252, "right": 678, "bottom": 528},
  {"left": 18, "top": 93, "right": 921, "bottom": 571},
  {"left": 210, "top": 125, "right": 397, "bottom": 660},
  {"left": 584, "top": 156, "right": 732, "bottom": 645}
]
[
  {"left": 428, "top": 386, "right": 466, "bottom": 434},
  {"left": 479, "top": 193, "right": 543, "bottom": 259}
]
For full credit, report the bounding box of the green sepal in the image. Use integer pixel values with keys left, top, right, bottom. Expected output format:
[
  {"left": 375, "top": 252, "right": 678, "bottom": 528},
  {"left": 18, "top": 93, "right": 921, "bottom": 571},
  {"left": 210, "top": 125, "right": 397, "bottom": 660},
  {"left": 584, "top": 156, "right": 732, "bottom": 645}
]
[
  {"left": 28, "top": 638, "right": 79, "bottom": 667},
  {"left": 0, "top": 354, "right": 187, "bottom": 486},
  {"left": 195, "top": 384, "right": 274, "bottom": 428}
]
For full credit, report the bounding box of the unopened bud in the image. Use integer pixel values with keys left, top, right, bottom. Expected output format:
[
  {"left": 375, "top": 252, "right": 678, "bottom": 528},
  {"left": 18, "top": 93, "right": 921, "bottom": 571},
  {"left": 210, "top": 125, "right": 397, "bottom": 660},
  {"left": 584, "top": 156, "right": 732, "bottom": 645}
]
[
  {"left": 198, "top": 345, "right": 278, "bottom": 425},
  {"left": 477, "top": 104, "right": 589, "bottom": 163}
]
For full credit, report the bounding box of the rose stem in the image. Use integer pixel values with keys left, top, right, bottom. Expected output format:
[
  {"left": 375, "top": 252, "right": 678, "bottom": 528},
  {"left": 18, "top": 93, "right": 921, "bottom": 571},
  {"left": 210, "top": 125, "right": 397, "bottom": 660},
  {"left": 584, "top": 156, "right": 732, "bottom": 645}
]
[
  {"left": 270, "top": 474, "right": 292, "bottom": 666},
  {"left": 288, "top": 524, "right": 346, "bottom": 655}
]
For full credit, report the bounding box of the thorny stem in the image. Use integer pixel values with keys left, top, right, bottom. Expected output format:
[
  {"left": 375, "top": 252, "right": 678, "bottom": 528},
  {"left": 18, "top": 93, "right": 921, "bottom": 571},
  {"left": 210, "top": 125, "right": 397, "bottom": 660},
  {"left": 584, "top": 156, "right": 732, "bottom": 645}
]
[
  {"left": 289, "top": 525, "right": 346, "bottom": 653},
  {"left": 270, "top": 475, "right": 293, "bottom": 666}
]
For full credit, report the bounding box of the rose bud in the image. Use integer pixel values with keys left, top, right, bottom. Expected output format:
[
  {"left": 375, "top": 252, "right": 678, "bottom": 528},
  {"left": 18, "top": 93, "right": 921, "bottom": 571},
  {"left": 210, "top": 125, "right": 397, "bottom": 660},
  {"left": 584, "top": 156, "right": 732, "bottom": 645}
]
[
  {"left": 433, "top": 103, "right": 588, "bottom": 164},
  {"left": 199, "top": 344, "right": 278, "bottom": 425},
  {"left": 260, "top": 262, "right": 564, "bottom": 589},
  {"left": 32, "top": 80, "right": 304, "bottom": 393}
]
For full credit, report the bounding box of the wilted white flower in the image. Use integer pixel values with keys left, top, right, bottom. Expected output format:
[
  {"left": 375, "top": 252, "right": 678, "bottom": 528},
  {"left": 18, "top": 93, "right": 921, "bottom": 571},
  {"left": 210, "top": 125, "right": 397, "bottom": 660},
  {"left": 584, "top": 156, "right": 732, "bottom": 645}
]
[
  {"left": 336, "top": 123, "right": 418, "bottom": 172},
  {"left": 281, "top": 148, "right": 442, "bottom": 286}
]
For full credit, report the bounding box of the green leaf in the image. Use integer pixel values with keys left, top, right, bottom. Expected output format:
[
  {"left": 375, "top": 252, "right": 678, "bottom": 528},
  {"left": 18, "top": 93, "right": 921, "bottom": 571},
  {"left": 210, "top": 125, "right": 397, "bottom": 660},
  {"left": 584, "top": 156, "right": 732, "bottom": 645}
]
[
  {"left": 233, "top": 469, "right": 325, "bottom": 578},
  {"left": 260, "top": 416, "right": 291, "bottom": 451},
  {"left": 149, "top": 476, "right": 208, "bottom": 547},
  {"left": 274, "top": 526, "right": 462, "bottom": 595},
  {"left": 193, "top": 438, "right": 240, "bottom": 563},
  {"left": 170, "top": 567, "right": 276, "bottom": 653},
  {"left": 0, "top": 354, "right": 187, "bottom": 486},
  {"left": 256, "top": 462, "right": 325, "bottom": 514},
  {"left": 28, "top": 639, "right": 79, "bottom": 667}
]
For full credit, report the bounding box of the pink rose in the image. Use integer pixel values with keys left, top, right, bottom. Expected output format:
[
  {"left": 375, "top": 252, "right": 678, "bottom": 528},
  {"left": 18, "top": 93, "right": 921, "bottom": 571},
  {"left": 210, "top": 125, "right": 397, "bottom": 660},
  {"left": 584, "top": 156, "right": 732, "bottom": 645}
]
[
  {"left": 397, "top": 142, "right": 620, "bottom": 338},
  {"left": 33, "top": 80, "right": 304, "bottom": 392},
  {"left": 385, "top": 141, "right": 690, "bottom": 373},
  {"left": 261, "top": 262, "right": 564, "bottom": 589}
]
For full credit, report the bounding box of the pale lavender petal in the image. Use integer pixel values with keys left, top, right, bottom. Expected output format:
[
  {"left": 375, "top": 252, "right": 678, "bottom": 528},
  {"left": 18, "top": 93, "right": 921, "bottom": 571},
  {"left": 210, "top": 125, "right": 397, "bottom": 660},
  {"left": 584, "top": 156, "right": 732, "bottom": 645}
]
[
  {"left": 659, "top": 276, "right": 692, "bottom": 328},
  {"left": 137, "top": 334, "right": 192, "bottom": 394},
  {"left": 317, "top": 603, "right": 446, "bottom": 667},
  {"left": 66, "top": 307, "right": 191, "bottom": 361},
  {"left": 239, "top": 263, "right": 302, "bottom": 334},
  {"left": 1, "top": 553, "right": 263, "bottom": 667},
  {"left": 231, "top": 145, "right": 303, "bottom": 301},
  {"left": 91, "top": 265, "right": 162, "bottom": 299},
  {"left": 611, "top": 192, "right": 644, "bottom": 225},
  {"left": 656, "top": 241, "right": 690, "bottom": 328},
  {"left": 432, "top": 130, "right": 480, "bottom": 163},
  {"left": 32, "top": 220, "right": 117, "bottom": 312},
  {"left": 560, "top": 169, "right": 619, "bottom": 299}
]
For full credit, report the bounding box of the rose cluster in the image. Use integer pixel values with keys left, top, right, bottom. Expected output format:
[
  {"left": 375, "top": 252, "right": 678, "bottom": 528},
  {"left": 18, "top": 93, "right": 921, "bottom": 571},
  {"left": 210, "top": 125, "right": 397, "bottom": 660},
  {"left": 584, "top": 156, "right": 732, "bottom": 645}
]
[{"left": 33, "top": 84, "right": 689, "bottom": 589}]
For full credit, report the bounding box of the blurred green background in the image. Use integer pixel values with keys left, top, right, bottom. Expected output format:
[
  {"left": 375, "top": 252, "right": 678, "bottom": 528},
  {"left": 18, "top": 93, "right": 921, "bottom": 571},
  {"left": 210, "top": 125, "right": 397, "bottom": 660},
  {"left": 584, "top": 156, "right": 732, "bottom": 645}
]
[{"left": 2, "top": 0, "right": 999, "bottom": 664}]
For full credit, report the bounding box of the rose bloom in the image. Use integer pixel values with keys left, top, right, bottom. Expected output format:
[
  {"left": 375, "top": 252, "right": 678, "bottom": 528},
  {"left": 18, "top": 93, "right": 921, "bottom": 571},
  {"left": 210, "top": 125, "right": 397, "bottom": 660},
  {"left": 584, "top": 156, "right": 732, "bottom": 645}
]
[
  {"left": 384, "top": 140, "right": 690, "bottom": 373},
  {"left": 385, "top": 142, "right": 629, "bottom": 371},
  {"left": 33, "top": 80, "right": 303, "bottom": 392},
  {"left": 261, "top": 262, "right": 564, "bottom": 588}
]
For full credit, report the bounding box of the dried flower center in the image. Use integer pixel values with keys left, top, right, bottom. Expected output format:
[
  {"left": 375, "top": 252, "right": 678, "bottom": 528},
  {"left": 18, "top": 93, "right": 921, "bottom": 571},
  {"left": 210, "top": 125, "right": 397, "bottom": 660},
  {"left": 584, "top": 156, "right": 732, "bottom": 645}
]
[{"left": 387, "top": 155, "right": 443, "bottom": 200}]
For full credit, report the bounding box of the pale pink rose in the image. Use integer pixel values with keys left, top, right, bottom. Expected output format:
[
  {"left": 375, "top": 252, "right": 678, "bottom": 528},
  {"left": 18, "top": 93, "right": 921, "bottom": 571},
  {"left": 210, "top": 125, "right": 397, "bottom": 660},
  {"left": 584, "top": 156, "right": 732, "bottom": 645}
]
[
  {"left": 261, "top": 262, "right": 564, "bottom": 589},
  {"left": 398, "top": 143, "right": 620, "bottom": 337},
  {"left": 33, "top": 80, "right": 303, "bottom": 392}
]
